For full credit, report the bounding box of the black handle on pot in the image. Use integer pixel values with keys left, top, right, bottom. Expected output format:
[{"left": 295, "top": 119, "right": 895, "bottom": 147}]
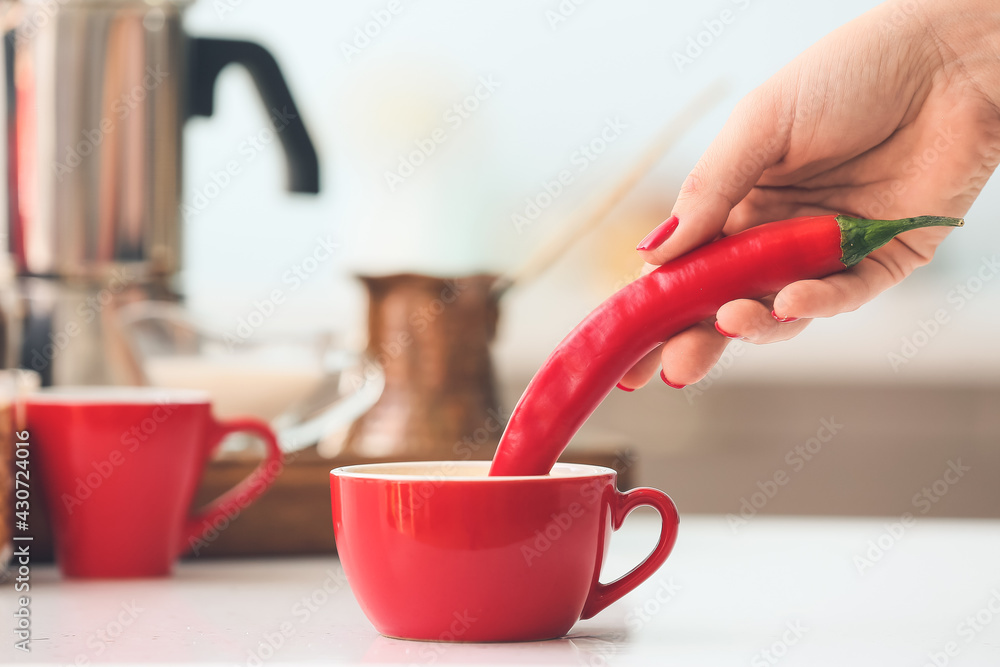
[{"left": 187, "top": 37, "right": 320, "bottom": 194}]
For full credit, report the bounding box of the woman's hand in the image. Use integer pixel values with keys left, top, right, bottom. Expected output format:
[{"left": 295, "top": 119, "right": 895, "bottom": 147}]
[{"left": 621, "top": 0, "right": 1000, "bottom": 389}]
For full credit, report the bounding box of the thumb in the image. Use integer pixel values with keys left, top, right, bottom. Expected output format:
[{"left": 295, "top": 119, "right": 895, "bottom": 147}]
[{"left": 637, "top": 92, "right": 789, "bottom": 265}]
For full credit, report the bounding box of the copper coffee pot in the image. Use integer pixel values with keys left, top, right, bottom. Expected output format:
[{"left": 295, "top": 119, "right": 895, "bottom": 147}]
[{"left": 342, "top": 274, "right": 502, "bottom": 461}]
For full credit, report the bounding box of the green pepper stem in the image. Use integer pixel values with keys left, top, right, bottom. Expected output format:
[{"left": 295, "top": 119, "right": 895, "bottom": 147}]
[{"left": 837, "top": 215, "right": 964, "bottom": 267}]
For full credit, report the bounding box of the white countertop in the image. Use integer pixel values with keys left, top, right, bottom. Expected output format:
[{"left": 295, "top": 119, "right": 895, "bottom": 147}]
[{"left": 4, "top": 514, "right": 1000, "bottom": 666}]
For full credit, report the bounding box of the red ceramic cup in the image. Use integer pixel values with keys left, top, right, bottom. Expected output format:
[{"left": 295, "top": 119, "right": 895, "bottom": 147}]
[
  {"left": 330, "top": 461, "right": 680, "bottom": 642},
  {"left": 28, "top": 387, "right": 283, "bottom": 578}
]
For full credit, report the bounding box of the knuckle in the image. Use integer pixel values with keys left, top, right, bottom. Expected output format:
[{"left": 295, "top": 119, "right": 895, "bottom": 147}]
[
  {"left": 677, "top": 166, "right": 707, "bottom": 202},
  {"left": 777, "top": 281, "right": 812, "bottom": 312}
]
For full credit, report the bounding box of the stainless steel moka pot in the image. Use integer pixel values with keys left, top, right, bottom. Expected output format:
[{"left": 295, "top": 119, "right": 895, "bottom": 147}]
[{"left": 0, "top": 0, "right": 319, "bottom": 384}]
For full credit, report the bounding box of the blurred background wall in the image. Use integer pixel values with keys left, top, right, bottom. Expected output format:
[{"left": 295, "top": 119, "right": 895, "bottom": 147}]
[{"left": 179, "top": 0, "right": 1000, "bottom": 518}]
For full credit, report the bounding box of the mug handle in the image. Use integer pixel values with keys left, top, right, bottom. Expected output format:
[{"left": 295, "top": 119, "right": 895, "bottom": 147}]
[
  {"left": 176, "top": 417, "right": 284, "bottom": 555},
  {"left": 580, "top": 487, "right": 680, "bottom": 620}
]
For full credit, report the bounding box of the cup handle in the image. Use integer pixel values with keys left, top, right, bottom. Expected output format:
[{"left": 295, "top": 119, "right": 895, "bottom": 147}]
[
  {"left": 176, "top": 417, "right": 284, "bottom": 556},
  {"left": 580, "top": 487, "right": 680, "bottom": 620}
]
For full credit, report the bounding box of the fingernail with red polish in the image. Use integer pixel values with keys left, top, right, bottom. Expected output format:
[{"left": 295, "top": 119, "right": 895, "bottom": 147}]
[
  {"left": 615, "top": 382, "right": 634, "bottom": 393},
  {"left": 659, "top": 369, "right": 685, "bottom": 389},
  {"left": 771, "top": 310, "right": 799, "bottom": 323},
  {"left": 714, "top": 322, "right": 740, "bottom": 339},
  {"left": 636, "top": 215, "right": 679, "bottom": 251}
]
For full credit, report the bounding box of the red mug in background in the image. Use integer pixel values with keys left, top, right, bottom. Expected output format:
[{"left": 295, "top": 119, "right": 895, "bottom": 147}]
[
  {"left": 330, "top": 461, "right": 680, "bottom": 642},
  {"left": 28, "top": 387, "right": 283, "bottom": 577}
]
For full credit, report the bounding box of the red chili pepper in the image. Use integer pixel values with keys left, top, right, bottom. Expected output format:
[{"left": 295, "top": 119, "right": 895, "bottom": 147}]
[{"left": 489, "top": 214, "right": 963, "bottom": 477}]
